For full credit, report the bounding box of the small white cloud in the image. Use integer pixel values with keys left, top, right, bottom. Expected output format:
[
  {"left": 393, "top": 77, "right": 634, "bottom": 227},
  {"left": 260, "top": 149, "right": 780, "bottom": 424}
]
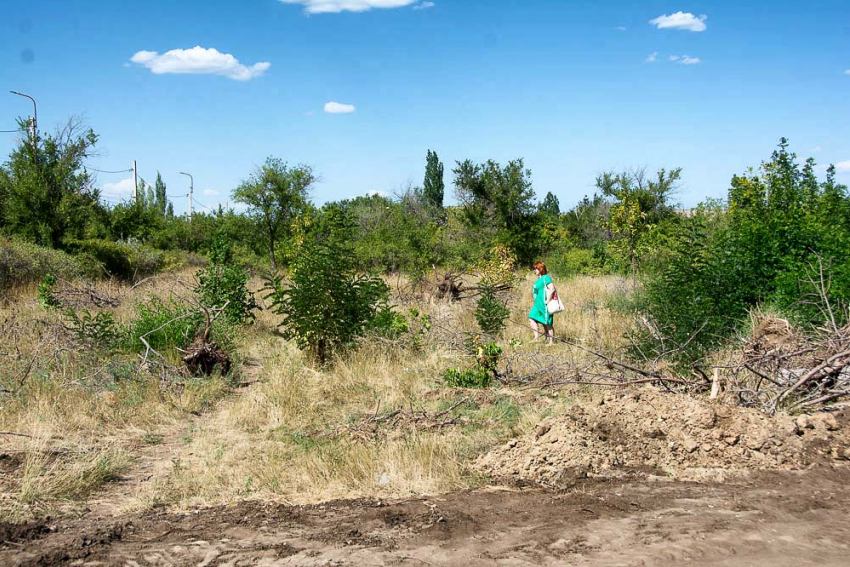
[
  {"left": 810, "top": 146, "right": 822, "bottom": 153},
  {"left": 203, "top": 188, "right": 219, "bottom": 196},
  {"left": 324, "top": 101, "right": 356, "bottom": 114},
  {"left": 413, "top": 1, "right": 435, "bottom": 9},
  {"left": 836, "top": 160, "right": 850, "bottom": 173},
  {"left": 650, "top": 12, "right": 707, "bottom": 32},
  {"left": 615, "top": 26, "right": 627, "bottom": 32},
  {"left": 101, "top": 177, "right": 136, "bottom": 198},
  {"left": 844, "top": 69, "right": 850, "bottom": 75},
  {"left": 129, "top": 46, "right": 270, "bottom": 81},
  {"left": 646, "top": 51, "right": 658, "bottom": 63},
  {"left": 280, "top": 0, "right": 418, "bottom": 14},
  {"left": 670, "top": 54, "right": 700, "bottom": 65},
  {"left": 366, "top": 190, "right": 389, "bottom": 197}
]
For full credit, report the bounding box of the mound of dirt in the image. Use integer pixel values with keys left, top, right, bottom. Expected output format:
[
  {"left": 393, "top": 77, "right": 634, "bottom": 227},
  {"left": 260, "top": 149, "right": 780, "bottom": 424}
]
[{"left": 476, "top": 387, "right": 850, "bottom": 484}]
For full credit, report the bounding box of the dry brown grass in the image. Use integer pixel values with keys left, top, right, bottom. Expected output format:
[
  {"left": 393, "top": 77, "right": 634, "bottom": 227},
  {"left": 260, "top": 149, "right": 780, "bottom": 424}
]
[
  {"left": 0, "top": 268, "right": 228, "bottom": 520},
  {"left": 130, "top": 273, "right": 634, "bottom": 510},
  {"left": 2, "top": 270, "right": 637, "bottom": 518}
]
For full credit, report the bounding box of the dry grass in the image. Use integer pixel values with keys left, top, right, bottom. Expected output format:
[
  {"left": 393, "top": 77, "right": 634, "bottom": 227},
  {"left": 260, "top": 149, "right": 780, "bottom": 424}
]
[
  {"left": 131, "top": 273, "right": 634, "bottom": 510},
  {"left": 0, "top": 268, "right": 228, "bottom": 520},
  {"left": 2, "top": 270, "right": 636, "bottom": 518}
]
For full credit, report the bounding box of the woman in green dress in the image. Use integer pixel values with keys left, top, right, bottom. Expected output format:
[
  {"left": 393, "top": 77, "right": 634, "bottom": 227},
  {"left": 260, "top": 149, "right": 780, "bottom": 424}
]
[{"left": 528, "top": 261, "right": 555, "bottom": 345}]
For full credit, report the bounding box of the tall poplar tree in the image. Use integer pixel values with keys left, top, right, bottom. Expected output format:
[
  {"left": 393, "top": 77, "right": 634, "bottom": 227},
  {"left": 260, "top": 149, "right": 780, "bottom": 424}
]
[{"left": 423, "top": 149, "right": 445, "bottom": 210}]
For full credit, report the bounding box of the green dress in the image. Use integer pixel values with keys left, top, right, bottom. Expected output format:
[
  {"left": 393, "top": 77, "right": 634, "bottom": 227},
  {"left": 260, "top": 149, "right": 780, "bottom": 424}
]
[{"left": 529, "top": 274, "right": 554, "bottom": 326}]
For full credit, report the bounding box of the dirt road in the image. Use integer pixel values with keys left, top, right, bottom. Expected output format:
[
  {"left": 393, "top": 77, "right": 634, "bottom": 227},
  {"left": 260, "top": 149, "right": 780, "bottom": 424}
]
[{"left": 3, "top": 463, "right": 848, "bottom": 566}]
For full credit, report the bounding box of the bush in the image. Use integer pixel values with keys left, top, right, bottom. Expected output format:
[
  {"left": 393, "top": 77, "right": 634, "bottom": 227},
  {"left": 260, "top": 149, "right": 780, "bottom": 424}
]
[
  {"left": 544, "top": 247, "right": 608, "bottom": 277},
  {"left": 263, "top": 239, "right": 390, "bottom": 364},
  {"left": 64, "top": 309, "right": 121, "bottom": 350},
  {"left": 442, "top": 342, "right": 502, "bottom": 388},
  {"left": 196, "top": 236, "right": 257, "bottom": 325},
  {"left": 63, "top": 238, "right": 163, "bottom": 280},
  {"left": 0, "top": 237, "right": 83, "bottom": 291}
]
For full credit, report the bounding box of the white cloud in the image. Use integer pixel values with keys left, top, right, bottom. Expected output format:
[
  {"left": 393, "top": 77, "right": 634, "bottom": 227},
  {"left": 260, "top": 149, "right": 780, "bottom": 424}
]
[
  {"left": 615, "top": 26, "right": 627, "bottom": 32},
  {"left": 129, "top": 46, "right": 270, "bottom": 81},
  {"left": 280, "top": 0, "right": 418, "bottom": 14},
  {"left": 844, "top": 69, "right": 850, "bottom": 75},
  {"left": 413, "top": 1, "right": 435, "bottom": 9},
  {"left": 101, "top": 177, "right": 136, "bottom": 198},
  {"left": 810, "top": 146, "right": 822, "bottom": 153},
  {"left": 650, "top": 12, "right": 707, "bottom": 32},
  {"left": 366, "top": 190, "right": 389, "bottom": 197},
  {"left": 203, "top": 189, "right": 219, "bottom": 196},
  {"left": 324, "top": 101, "right": 356, "bottom": 114},
  {"left": 645, "top": 51, "right": 658, "bottom": 63},
  {"left": 836, "top": 161, "right": 850, "bottom": 173},
  {"left": 669, "top": 54, "right": 701, "bottom": 65}
]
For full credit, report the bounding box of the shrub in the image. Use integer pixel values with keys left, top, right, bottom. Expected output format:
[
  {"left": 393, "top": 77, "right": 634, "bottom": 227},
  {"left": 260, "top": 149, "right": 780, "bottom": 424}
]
[
  {"left": 442, "top": 341, "right": 502, "bottom": 388},
  {"left": 0, "top": 237, "right": 83, "bottom": 291},
  {"left": 263, "top": 239, "right": 390, "bottom": 364},
  {"left": 195, "top": 236, "right": 257, "bottom": 325},
  {"left": 544, "top": 247, "right": 608, "bottom": 277},
  {"left": 63, "top": 238, "right": 162, "bottom": 280},
  {"left": 64, "top": 309, "right": 121, "bottom": 350}
]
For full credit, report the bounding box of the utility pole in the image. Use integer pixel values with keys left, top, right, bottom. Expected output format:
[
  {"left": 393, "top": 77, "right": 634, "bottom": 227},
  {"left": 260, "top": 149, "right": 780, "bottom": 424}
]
[
  {"left": 132, "top": 160, "right": 138, "bottom": 202},
  {"left": 180, "top": 171, "right": 193, "bottom": 216}
]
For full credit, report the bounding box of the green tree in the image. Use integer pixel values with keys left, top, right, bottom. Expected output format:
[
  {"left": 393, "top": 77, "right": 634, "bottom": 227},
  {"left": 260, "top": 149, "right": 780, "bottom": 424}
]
[
  {"left": 154, "top": 172, "right": 168, "bottom": 216},
  {"left": 596, "top": 167, "right": 680, "bottom": 275},
  {"left": 452, "top": 158, "right": 539, "bottom": 262},
  {"left": 1, "top": 118, "right": 103, "bottom": 247},
  {"left": 539, "top": 191, "right": 560, "bottom": 217},
  {"left": 423, "top": 149, "right": 445, "bottom": 211},
  {"left": 232, "top": 157, "right": 315, "bottom": 269}
]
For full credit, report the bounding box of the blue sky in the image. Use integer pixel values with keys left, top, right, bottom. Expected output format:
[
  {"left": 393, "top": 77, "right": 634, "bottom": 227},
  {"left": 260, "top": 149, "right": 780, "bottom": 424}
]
[{"left": 1, "top": 0, "right": 848, "bottom": 214}]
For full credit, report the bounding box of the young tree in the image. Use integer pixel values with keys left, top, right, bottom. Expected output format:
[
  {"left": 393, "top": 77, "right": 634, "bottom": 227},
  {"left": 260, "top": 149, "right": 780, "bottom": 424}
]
[
  {"left": 232, "top": 157, "right": 315, "bottom": 268},
  {"left": 423, "top": 149, "right": 445, "bottom": 211}
]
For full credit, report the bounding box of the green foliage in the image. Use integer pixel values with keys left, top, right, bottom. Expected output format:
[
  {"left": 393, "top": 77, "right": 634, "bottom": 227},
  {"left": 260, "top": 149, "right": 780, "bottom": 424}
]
[
  {"left": 544, "top": 247, "right": 608, "bottom": 277},
  {"left": 37, "top": 274, "right": 60, "bottom": 309},
  {"left": 64, "top": 309, "right": 121, "bottom": 350},
  {"left": 125, "top": 297, "right": 199, "bottom": 352},
  {"left": 64, "top": 238, "right": 163, "bottom": 280},
  {"left": 596, "top": 167, "right": 680, "bottom": 275},
  {"left": 453, "top": 158, "right": 541, "bottom": 263},
  {"left": 0, "top": 118, "right": 105, "bottom": 248},
  {"left": 423, "top": 149, "right": 445, "bottom": 211},
  {"left": 475, "top": 284, "right": 509, "bottom": 336},
  {"left": 639, "top": 140, "right": 850, "bottom": 366},
  {"left": 263, "top": 237, "right": 390, "bottom": 364},
  {"left": 442, "top": 341, "right": 503, "bottom": 388},
  {"left": 232, "top": 157, "right": 315, "bottom": 269},
  {"left": 539, "top": 191, "right": 560, "bottom": 217},
  {"left": 0, "top": 237, "right": 84, "bottom": 291},
  {"left": 195, "top": 235, "right": 258, "bottom": 325}
]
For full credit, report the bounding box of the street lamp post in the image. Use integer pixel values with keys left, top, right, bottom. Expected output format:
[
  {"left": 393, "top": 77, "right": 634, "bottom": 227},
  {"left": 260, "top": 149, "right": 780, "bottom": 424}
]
[
  {"left": 179, "top": 171, "right": 194, "bottom": 215},
  {"left": 10, "top": 90, "right": 37, "bottom": 153}
]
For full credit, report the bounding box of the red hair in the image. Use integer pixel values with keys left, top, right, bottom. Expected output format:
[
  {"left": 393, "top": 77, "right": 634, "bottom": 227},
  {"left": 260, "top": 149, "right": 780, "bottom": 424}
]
[{"left": 533, "top": 261, "right": 547, "bottom": 275}]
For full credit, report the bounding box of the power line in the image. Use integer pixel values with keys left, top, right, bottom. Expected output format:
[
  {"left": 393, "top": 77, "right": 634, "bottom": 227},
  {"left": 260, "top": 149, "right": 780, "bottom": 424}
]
[
  {"left": 87, "top": 167, "right": 133, "bottom": 174},
  {"left": 1, "top": 128, "right": 26, "bottom": 133}
]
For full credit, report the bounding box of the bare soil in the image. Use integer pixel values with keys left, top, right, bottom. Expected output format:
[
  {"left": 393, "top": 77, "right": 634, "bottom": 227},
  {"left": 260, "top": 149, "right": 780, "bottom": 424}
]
[{"left": 1, "top": 464, "right": 849, "bottom": 566}]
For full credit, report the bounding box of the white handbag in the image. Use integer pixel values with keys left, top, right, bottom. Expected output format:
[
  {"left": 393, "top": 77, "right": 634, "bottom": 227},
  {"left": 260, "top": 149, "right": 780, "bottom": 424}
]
[{"left": 547, "top": 289, "right": 565, "bottom": 315}]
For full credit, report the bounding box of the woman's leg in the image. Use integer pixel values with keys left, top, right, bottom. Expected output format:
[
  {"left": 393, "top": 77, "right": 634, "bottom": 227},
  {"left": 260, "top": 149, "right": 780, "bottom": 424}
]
[
  {"left": 528, "top": 318, "right": 540, "bottom": 341},
  {"left": 543, "top": 324, "right": 554, "bottom": 345}
]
